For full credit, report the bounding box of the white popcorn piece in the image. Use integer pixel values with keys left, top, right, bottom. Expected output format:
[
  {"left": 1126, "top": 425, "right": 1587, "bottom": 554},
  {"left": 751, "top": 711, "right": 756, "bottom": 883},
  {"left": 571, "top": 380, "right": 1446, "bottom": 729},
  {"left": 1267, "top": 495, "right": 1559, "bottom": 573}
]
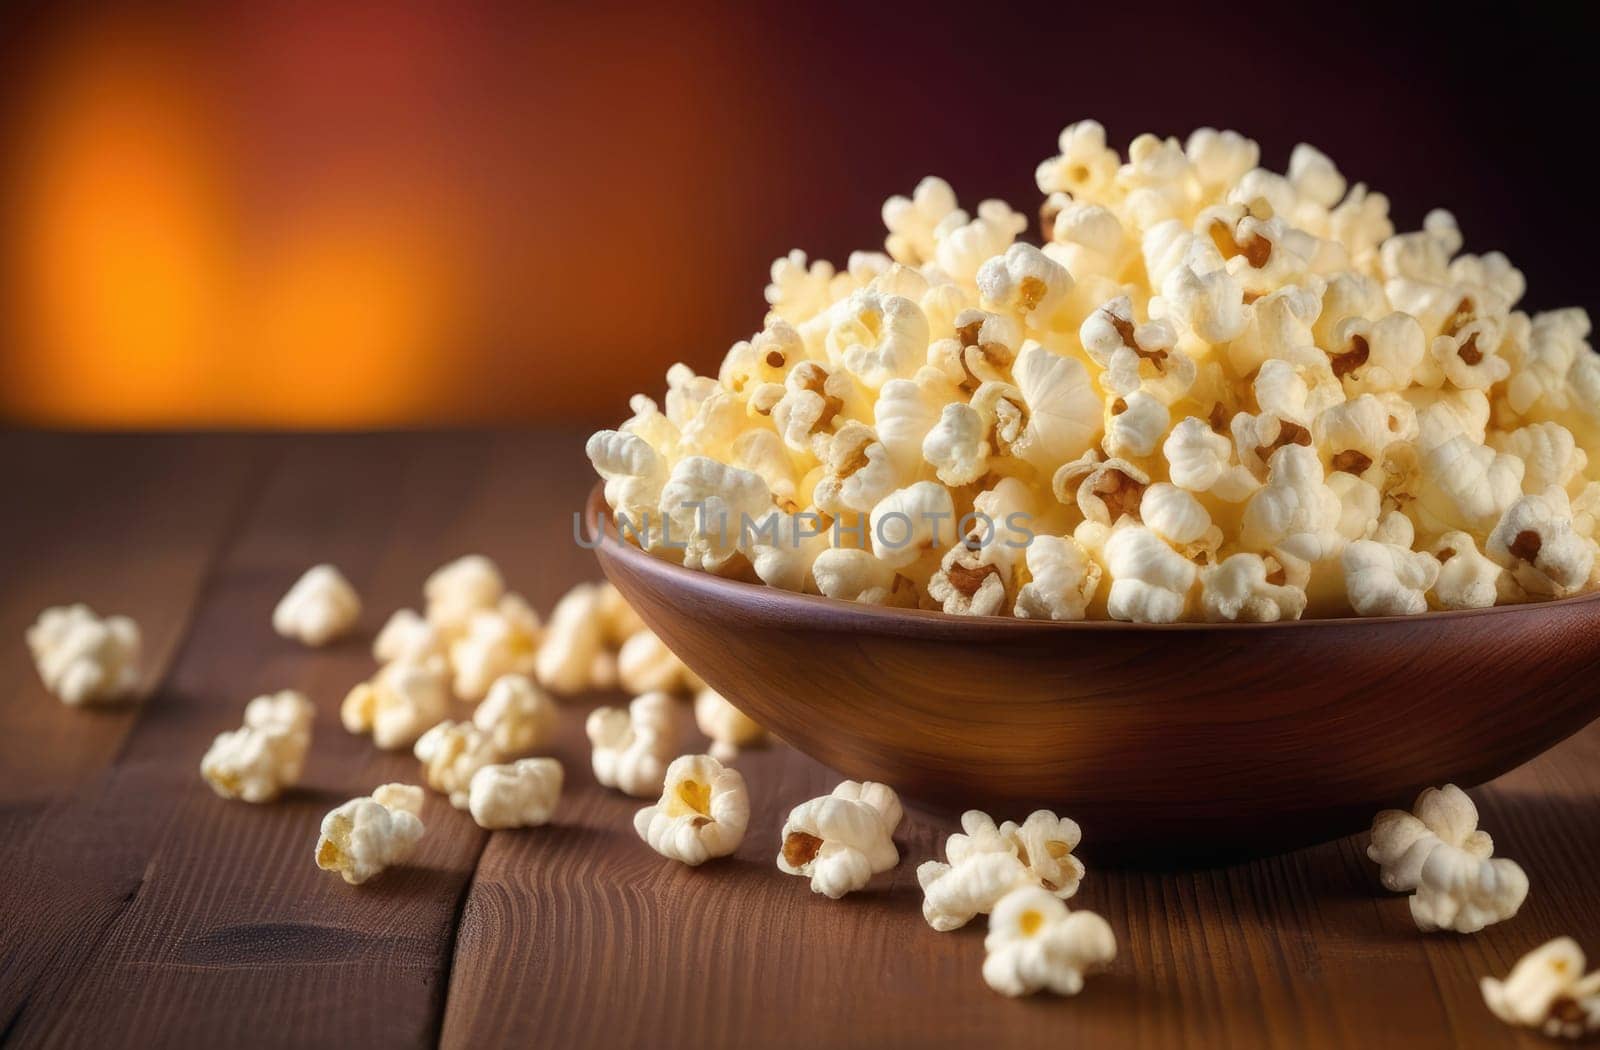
[
  {"left": 449, "top": 593, "right": 542, "bottom": 702},
  {"left": 1493, "top": 422, "right": 1587, "bottom": 496},
  {"left": 1487, "top": 488, "right": 1595, "bottom": 597},
  {"left": 1013, "top": 535, "right": 1101, "bottom": 621},
  {"left": 660, "top": 456, "right": 774, "bottom": 573},
  {"left": 588, "top": 429, "right": 668, "bottom": 544},
  {"left": 472, "top": 673, "right": 558, "bottom": 757},
  {"left": 812, "top": 548, "right": 917, "bottom": 608},
  {"left": 272, "top": 564, "right": 361, "bottom": 647},
  {"left": 812, "top": 422, "right": 899, "bottom": 517},
  {"left": 869, "top": 482, "right": 956, "bottom": 569},
  {"left": 315, "top": 783, "right": 425, "bottom": 886},
  {"left": 423, "top": 554, "right": 505, "bottom": 637},
  {"left": 883, "top": 176, "right": 960, "bottom": 266},
  {"left": 982, "top": 888, "right": 1117, "bottom": 998},
  {"left": 1240, "top": 445, "right": 1344, "bottom": 564},
  {"left": 1342, "top": 540, "right": 1439, "bottom": 617},
  {"left": 1104, "top": 525, "right": 1197, "bottom": 624},
  {"left": 534, "top": 582, "right": 611, "bottom": 695},
  {"left": 414, "top": 719, "right": 502, "bottom": 809},
  {"left": 468, "top": 757, "right": 563, "bottom": 830},
  {"left": 828, "top": 289, "right": 930, "bottom": 391},
  {"left": 1429, "top": 532, "right": 1507, "bottom": 610},
  {"left": 1036, "top": 119, "right": 1119, "bottom": 199},
  {"left": 200, "top": 690, "right": 315, "bottom": 803},
  {"left": 587, "top": 692, "right": 679, "bottom": 798},
  {"left": 918, "top": 809, "right": 1085, "bottom": 931},
  {"left": 634, "top": 753, "right": 750, "bottom": 866},
  {"left": 1414, "top": 436, "right": 1526, "bottom": 537},
  {"left": 617, "top": 629, "right": 701, "bottom": 695},
  {"left": 1200, "top": 553, "right": 1308, "bottom": 622},
  {"left": 1163, "top": 417, "right": 1259, "bottom": 503},
  {"left": 922, "top": 402, "right": 990, "bottom": 487},
  {"left": 933, "top": 200, "right": 1028, "bottom": 285},
  {"left": 1481, "top": 937, "right": 1600, "bottom": 1040},
  {"left": 373, "top": 608, "right": 443, "bottom": 663},
  {"left": 777, "top": 780, "right": 901, "bottom": 898},
  {"left": 1367, "top": 784, "right": 1528, "bottom": 934},
  {"left": 1054, "top": 452, "right": 1150, "bottom": 527},
  {"left": 977, "top": 243, "right": 1073, "bottom": 333},
  {"left": 1007, "top": 343, "right": 1102, "bottom": 474},
  {"left": 26, "top": 604, "right": 141, "bottom": 706},
  {"left": 693, "top": 688, "right": 766, "bottom": 761},
  {"left": 1411, "top": 843, "right": 1529, "bottom": 935},
  {"left": 341, "top": 655, "right": 451, "bottom": 750}
]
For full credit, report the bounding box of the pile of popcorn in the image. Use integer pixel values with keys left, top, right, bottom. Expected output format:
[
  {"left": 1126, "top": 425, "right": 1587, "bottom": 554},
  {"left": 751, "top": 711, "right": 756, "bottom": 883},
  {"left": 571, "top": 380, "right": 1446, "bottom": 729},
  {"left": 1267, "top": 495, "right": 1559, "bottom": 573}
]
[{"left": 588, "top": 121, "right": 1600, "bottom": 622}]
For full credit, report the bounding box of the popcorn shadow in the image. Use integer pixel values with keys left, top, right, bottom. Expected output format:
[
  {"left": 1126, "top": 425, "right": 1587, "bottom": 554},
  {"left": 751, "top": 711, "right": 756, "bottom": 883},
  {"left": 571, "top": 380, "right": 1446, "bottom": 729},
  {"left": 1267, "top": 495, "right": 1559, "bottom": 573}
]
[{"left": 279, "top": 784, "right": 352, "bottom": 807}]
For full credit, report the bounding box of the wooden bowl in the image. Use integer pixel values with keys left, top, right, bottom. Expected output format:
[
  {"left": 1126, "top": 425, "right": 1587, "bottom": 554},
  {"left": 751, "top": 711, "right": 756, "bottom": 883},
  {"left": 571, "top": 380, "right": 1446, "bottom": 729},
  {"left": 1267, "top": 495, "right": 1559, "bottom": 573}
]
[{"left": 587, "top": 487, "right": 1600, "bottom": 860}]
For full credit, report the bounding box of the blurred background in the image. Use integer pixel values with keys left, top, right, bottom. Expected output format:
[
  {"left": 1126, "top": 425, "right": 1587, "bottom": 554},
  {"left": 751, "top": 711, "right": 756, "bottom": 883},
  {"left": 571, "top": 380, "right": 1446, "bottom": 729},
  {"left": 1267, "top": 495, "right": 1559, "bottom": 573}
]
[{"left": 1, "top": 1, "right": 1594, "bottom": 427}]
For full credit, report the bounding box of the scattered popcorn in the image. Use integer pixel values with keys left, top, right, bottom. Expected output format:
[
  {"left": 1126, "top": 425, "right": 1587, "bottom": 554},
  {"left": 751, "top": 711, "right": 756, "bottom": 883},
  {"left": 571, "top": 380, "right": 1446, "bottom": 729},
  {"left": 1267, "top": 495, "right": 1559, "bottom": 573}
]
[
  {"left": 448, "top": 593, "right": 542, "bottom": 701},
  {"left": 587, "top": 692, "right": 679, "bottom": 797},
  {"left": 1367, "top": 784, "right": 1528, "bottom": 933},
  {"left": 535, "top": 582, "right": 614, "bottom": 695},
  {"left": 586, "top": 121, "right": 1600, "bottom": 621},
  {"left": 315, "top": 783, "right": 425, "bottom": 886},
  {"left": 693, "top": 687, "right": 767, "bottom": 761},
  {"left": 634, "top": 753, "right": 751, "bottom": 865},
  {"left": 415, "top": 719, "right": 502, "bottom": 809},
  {"left": 373, "top": 608, "right": 443, "bottom": 663},
  {"left": 341, "top": 655, "right": 451, "bottom": 750},
  {"left": 776, "top": 780, "right": 902, "bottom": 898},
  {"left": 272, "top": 564, "right": 361, "bottom": 647},
  {"left": 468, "top": 757, "right": 563, "bottom": 830},
  {"left": 200, "top": 690, "right": 315, "bottom": 803},
  {"left": 617, "top": 629, "right": 702, "bottom": 695},
  {"left": 918, "top": 809, "right": 1085, "bottom": 931},
  {"left": 472, "top": 673, "right": 558, "bottom": 756},
  {"left": 982, "top": 887, "right": 1117, "bottom": 998},
  {"left": 26, "top": 604, "right": 141, "bottom": 705},
  {"left": 423, "top": 554, "right": 505, "bottom": 637},
  {"left": 1482, "top": 937, "right": 1600, "bottom": 1040}
]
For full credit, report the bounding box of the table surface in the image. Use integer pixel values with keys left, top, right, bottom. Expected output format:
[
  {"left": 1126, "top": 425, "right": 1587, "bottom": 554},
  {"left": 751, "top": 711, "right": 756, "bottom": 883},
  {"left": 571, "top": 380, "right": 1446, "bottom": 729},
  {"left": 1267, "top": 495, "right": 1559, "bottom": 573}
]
[{"left": 2, "top": 431, "right": 1597, "bottom": 1050}]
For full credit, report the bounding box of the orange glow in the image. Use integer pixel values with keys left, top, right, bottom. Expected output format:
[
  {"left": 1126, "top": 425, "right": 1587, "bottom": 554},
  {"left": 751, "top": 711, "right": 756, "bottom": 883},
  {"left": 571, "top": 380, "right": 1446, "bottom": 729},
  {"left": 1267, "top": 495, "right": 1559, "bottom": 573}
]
[{"left": 5, "top": 26, "right": 231, "bottom": 423}]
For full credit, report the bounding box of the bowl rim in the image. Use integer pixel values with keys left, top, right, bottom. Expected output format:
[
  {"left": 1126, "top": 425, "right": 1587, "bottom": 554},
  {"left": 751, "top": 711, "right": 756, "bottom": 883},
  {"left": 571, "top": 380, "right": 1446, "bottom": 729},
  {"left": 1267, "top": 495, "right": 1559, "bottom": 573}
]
[{"left": 584, "top": 483, "right": 1600, "bottom": 633}]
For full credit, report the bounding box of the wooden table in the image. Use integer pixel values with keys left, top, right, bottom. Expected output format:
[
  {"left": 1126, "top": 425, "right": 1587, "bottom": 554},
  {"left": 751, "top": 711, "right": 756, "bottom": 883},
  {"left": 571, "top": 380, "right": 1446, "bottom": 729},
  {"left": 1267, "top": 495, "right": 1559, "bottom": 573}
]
[{"left": 2, "top": 431, "right": 1596, "bottom": 1050}]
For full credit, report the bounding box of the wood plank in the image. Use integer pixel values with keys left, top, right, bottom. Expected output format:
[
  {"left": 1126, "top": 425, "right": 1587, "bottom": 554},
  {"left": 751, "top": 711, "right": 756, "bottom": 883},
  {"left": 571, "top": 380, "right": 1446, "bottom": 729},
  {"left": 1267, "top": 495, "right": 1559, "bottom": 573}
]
[
  {"left": 0, "top": 433, "right": 271, "bottom": 797},
  {"left": 441, "top": 724, "right": 1599, "bottom": 1050},
  {"left": 0, "top": 434, "right": 522, "bottom": 1048}
]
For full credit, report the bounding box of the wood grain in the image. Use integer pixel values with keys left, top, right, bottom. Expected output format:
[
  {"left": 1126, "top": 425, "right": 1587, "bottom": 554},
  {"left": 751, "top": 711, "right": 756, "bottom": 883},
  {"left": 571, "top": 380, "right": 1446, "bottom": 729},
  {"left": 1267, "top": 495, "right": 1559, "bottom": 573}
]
[
  {"left": 592, "top": 486, "right": 1600, "bottom": 856},
  {"left": 1, "top": 432, "right": 1596, "bottom": 1050}
]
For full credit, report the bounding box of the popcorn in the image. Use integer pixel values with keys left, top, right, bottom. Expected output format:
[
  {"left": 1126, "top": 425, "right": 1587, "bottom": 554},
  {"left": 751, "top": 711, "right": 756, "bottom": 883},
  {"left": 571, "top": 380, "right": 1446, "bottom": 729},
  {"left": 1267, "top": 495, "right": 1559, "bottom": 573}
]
[
  {"left": 200, "top": 690, "right": 315, "bottom": 803},
  {"left": 26, "top": 604, "right": 141, "bottom": 705},
  {"left": 272, "top": 565, "right": 361, "bottom": 646},
  {"left": 693, "top": 688, "right": 767, "bottom": 761},
  {"left": 1200, "top": 553, "right": 1308, "bottom": 622},
  {"left": 534, "top": 582, "right": 613, "bottom": 695},
  {"left": 918, "top": 809, "right": 1085, "bottom": 931},
  {"left": 617, "top": 629, "right": 702, "bottom": 695},
  {"left": 883, "top": 176, "right": 959, "bottom": 266},
  {"left": 777, "top": 780, "right": 902, "bottom": 898},
  {"left": 587, "top": 692, "right": 679, "bottom": 798},
  {"left": 415, "top": 719, "right": 502, "bottom": 809},
  {"left": 472, "top": 673, "right": 558, "bottom": 756},
  {"left": 1481, "top": 937, "right": 1600, "bottom": 1040},
  {"left": 468, "top": 757, "right": 563, "bottom": 830},
  {"left": 315, "top": 783, "right": 425, "bottom": 886},
  {"left": 1367, "top": 784, "right": 1528, "bottom": 934},
  {"left": 373, "top": 608, "right": 443, "bottom": 663},
  {"left": 1487, "top": 488, "right": 1594, "bottom": 597},
  {"left": 449, "top": 594, "right": 541, "bottom": 702},
  {"left": 634, "top": 754, "right": 750, "bottom": 865},
  {"left": 982, "top": 888, "right": 1117, "bottom": 998},
  {"left": 423, "top": 555, "right": 504, "bottom": 637},
  {"left": 1428, "top": 532, "right": 1506, "bottom": 610},
  {"left": 342, "top": 655, "right": 451, "bottom": 750},
  {"left": 1104, "top": 525, "right": 1196, "bottom": 624},
  {"left": 1342, "top": 540, "right": 1439, "bottom": 617},
  {"left": 1013, "top": 535, "right": 1101, "bottom": 620},
  {"left": 584, "top": 121, "right": 1600, "bottom": 622}
]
